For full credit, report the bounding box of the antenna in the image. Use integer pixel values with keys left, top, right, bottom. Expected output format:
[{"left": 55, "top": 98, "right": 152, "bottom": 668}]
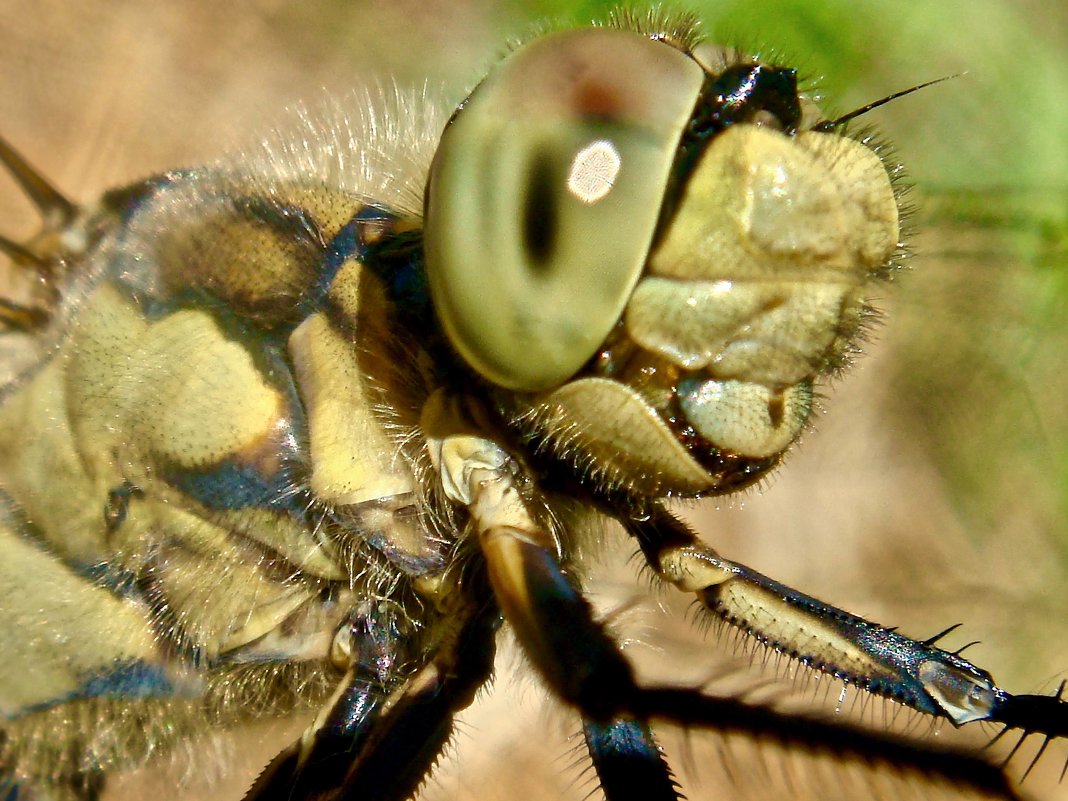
[{"left": 812, "top": 73, "right": 963, "bottom": 132}]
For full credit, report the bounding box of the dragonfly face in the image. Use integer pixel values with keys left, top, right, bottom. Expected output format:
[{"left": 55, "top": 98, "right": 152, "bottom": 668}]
[
  {"left": 424, "top": 26, "right": 899, "bottom": 497},
  {"left": 0, "top": 5, "right": 1066, "bottom": 801}
]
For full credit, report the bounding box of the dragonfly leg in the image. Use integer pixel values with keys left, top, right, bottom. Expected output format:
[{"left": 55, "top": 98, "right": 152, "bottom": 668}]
[
  {"left": 242, "top": 595, "right": 497, "bottom": 801},
  {"left": 0, "top": 134, "right": 75, "bottom": 331},
  {"left": 0, "top": 226, "right": 59, "bottom": 333},
  {"left": 463, "top": 454, "right": 1028, "bottom": 798},
  {"left": 626, "top": 506, "right": 1068, "bottom": 745},
  {"left": 583, "top": 717, "right": 679, "bottom": 801},
  {"left": 429, "top": 413, "right": 681, "bottom": 799},
  {"left": 0, "top": 297, "right": 51, "bottom": 331},
  {"left": 0, "top": 133, "right": 76, "bottom": 232},
  {"left": 473, "top": 477, "right": 681, "bottom": 799},
  {"left": 432, "top": 428, "right": 1056, "bottom": 799}
]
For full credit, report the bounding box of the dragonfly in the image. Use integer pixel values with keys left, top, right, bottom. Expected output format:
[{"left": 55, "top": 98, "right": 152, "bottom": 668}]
[{"left": 0, "top": 1, "right": 1063, "bottom": 801}]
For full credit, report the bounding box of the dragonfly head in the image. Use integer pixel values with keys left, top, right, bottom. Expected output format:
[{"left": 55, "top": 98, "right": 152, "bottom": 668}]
[{"left": 424, "top": 26, "right": 901, "bottom": 497}]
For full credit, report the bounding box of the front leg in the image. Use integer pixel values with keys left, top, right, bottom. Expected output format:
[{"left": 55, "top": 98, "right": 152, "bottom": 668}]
[
  {"left": 426, "top": 400, "right": 680, "bottom": 800},
  {"left": 628, "top": 506, "right": 1068, "bottom": 747}
]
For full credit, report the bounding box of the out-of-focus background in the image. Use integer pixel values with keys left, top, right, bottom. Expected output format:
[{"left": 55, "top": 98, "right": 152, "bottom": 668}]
[{"left": 1, "top": 1, "right": 1066, "bottom": 800}]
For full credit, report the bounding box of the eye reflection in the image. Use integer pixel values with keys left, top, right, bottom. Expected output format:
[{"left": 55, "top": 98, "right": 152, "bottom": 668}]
[{"left": 566, "top": 139, "right": 621, "bottom": 204}]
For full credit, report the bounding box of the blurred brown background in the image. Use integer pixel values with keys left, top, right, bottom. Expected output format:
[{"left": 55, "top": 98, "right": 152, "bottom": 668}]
[{"left": 1, "top": 1, "right": 1066, "bottom": 800}]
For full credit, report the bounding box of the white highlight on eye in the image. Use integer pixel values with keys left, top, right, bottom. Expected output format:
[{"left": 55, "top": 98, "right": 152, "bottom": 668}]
[{"left": 567, "top": 139, "right": 621, "bottom": 204}]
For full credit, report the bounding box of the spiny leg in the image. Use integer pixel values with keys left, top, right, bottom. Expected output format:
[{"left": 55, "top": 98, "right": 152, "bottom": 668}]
[
  {"left": 477, "top": 497, "right": 679, "bottom": 800},
  {"left": 582, "top": 718, "right": 679, "bottom": 801},
  {"left": 0, "top": 133, "right": 76, "bottom": 331},
  {"left": 243, "top": 592, "right": 498, "bottom": 801},
  {"left": 429, "top": 419, "right": 1029, "bottom": 800},
  {"left": 474, "top": 486, "right": 1028, "bottom": 798},
  {"left": 628, "top": 506, "right": 1068, "bottom": 754},
  {"left": 241, "top": 606, "right": 410, "bottom": 801},
  {"left": 0, "top": 134, "right": 76, "bottom": 231},
  {"left": 333, "top": 599, "right": 497, "bottom": 801},
  {"left": 0, "top": 229, "right": 56, "bottom": 331},
  {"left": 431, "top": 418, "right": 680, "bottom": 799},
  {"left": 0, "top": 297, "right": 50, "bottom": 331}
]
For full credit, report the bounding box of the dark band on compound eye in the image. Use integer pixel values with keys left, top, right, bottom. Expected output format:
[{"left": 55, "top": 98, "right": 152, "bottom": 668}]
[
  {"left": 655, "top": 63, "right": 803, "bottom": 238},
  {"left": 522, "top": 148, "right": 559, "bottom": 269}
]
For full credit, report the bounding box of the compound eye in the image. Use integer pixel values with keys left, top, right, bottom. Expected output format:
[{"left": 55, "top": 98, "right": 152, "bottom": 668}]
[{"left": 425, "top": 28, "right": 704, "bottom": 392}]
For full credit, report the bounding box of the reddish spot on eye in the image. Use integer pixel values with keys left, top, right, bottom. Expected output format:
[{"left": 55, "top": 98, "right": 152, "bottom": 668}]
[
  {"left": 572, "top": 79, "right": 624, "bottom": 120},
  {"left": 767, "top": 394, "right": 785, "bottom": 429}
]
